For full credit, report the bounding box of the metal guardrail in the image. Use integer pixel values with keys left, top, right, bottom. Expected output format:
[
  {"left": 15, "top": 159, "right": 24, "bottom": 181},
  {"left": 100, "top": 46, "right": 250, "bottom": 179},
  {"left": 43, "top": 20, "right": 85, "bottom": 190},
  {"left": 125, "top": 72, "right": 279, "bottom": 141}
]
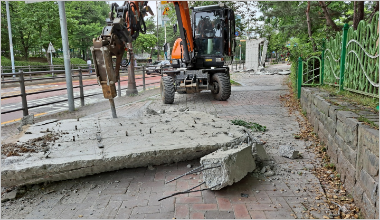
[
  {"left": 1, "top": 60, "right": 246, "bottom": 116},
  {"left": 1, "top": 65, "right": 161, "bottom": 116}
]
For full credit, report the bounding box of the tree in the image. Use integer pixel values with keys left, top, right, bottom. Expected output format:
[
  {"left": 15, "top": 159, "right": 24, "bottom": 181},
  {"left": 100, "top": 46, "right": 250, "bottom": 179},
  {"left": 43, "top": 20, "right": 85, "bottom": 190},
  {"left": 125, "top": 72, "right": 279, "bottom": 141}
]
[
  {"left": 353, "top": 1, "right": 365, "bottom": 30},
  {"left": 318, "top": 1, "right": 340, "bottom": 31},
  {"left": 65, "top": 1, "right": 109, "bottom": 60},
  {"left": 133, "top": 34, "right": 157, "bottom": 57}
]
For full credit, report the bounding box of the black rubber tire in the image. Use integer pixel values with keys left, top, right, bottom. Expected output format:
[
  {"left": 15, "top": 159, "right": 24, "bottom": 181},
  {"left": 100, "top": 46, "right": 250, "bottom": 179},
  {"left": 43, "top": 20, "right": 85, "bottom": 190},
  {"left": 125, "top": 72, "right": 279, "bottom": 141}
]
[
  {"left": 160, "top": 76, "right": 175, "bottom": 104},
  {"left": 211, "top": 73, "right": 231, "bottom": 101}
]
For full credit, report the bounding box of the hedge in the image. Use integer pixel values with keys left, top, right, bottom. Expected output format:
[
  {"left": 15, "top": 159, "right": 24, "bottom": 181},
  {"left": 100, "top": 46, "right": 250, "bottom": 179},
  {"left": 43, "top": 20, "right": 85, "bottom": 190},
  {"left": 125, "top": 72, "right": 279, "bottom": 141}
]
[{"left": 1, "top": 56, "right": 86, "bottom": 67}]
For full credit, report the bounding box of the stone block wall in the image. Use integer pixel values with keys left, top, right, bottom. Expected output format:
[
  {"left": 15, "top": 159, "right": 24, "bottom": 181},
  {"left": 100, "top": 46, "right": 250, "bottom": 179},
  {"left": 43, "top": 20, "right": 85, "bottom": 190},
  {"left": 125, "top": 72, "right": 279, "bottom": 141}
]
[{"left": 300, "top": 87, "right": 379, "bottom": 219}]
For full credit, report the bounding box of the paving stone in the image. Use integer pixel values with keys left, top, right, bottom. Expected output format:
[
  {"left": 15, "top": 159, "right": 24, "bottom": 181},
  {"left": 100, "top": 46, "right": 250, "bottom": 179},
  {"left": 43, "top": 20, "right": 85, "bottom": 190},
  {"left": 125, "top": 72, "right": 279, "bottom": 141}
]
[
  {"left": 190, "top": 212, "right": 205, "bottom": 219},
  {"left": 175, "top": 204, "right": 189, "bottom": 219},
  {"left": 216, "top": 197, "right": 232, "bottom": 211},
  {"left": 191, "top": 204, "right": 218, "bottom": 211},
  {"left": 249, "top": 210, "right": 267, "bottom": 219},
  {"left": 233, "top": 204, "right": 251, "bottom": 219},
  {"left": 204, "top": 210, "right": 235, "bottom": 219}
]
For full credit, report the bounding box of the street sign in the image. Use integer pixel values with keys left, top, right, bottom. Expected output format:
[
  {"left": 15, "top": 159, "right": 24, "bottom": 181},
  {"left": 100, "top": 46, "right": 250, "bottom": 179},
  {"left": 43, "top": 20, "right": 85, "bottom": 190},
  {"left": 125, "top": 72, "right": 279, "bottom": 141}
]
[
  {"left": 163, "top": 7, "right": 169, "bottom": 15},
  {"left": 47, "top": 42, "right": 55, "bottom": 53},
  {"left": 235, "top": 31, "right": 239, "bottom": 36}
]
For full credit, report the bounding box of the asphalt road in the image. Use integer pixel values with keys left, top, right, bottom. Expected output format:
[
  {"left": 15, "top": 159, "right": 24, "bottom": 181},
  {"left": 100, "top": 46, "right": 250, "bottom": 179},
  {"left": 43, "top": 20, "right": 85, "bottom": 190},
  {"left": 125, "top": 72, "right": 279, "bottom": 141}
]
[{"left": 1, "top": 74, "right": 161, "bottom": 125}]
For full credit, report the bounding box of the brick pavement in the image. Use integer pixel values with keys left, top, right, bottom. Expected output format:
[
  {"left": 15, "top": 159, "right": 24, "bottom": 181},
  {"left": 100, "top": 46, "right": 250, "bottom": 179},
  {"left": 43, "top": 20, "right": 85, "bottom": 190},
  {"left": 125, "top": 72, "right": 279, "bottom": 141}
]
[{"left": 1, "top": 68, "right": 333, "bottom": 219}]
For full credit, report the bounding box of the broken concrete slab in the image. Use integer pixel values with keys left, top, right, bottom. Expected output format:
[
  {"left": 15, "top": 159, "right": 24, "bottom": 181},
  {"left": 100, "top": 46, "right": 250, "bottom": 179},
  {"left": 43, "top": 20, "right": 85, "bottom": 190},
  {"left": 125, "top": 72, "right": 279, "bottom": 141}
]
[
  {"left": 200, "top": 143, "right": 256, "bottom": 190},
  {"left": 279, "top": 145, "right": 299, "bottom": 159},
  {"left": 1, "top": 110, "right": 255, "bottom": 187}
]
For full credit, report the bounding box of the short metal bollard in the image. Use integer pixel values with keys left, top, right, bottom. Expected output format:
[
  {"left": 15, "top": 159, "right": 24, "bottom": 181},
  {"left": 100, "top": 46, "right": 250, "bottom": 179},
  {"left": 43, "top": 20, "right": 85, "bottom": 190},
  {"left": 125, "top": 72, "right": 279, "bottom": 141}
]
[
  {"left": 19, "top": 70, "right": 29, "bottom": 116},
  {"left": 78, "top": 68, "right": 85, "bottom": 107},
  {"left": 143, "top": 65, "right": 146, "bottom": 91}
]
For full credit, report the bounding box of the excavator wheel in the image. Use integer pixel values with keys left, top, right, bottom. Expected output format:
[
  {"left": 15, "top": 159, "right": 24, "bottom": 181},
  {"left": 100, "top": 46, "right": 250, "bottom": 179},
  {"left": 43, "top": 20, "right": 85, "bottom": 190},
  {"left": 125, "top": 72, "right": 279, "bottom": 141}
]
[
  {"left": 160, "top": 76, "right": 175, "bottom": 104},
  {"left": 211, "top": 73, "right": 231, "bottom": 101}
]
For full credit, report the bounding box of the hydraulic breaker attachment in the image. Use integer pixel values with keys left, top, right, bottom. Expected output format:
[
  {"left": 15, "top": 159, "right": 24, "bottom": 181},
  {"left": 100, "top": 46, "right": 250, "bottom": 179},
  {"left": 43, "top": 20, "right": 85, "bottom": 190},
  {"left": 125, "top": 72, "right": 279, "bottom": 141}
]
[
  {"left": 90, "top": 1, "right": 153, "bottom": 118},
  {"left": 91, "top": 38, "right": 118, "bottom": 100}
]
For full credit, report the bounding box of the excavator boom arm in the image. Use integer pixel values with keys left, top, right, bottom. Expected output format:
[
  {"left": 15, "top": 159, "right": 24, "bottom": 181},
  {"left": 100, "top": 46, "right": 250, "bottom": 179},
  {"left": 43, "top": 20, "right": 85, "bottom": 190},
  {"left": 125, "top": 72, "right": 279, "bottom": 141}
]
[{"left": 172, "top": 1, "right": 194, "bottom": 64}]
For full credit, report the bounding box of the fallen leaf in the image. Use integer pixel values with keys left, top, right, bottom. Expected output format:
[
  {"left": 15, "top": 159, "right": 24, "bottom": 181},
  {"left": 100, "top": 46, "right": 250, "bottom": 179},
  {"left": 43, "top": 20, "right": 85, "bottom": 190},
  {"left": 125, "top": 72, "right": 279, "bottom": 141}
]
[
  {"left": 323, "top": 216, "right": 329, "bottom": 219},
  {"left": 315, "top": 197, "right": 320, "bottom": 200}
]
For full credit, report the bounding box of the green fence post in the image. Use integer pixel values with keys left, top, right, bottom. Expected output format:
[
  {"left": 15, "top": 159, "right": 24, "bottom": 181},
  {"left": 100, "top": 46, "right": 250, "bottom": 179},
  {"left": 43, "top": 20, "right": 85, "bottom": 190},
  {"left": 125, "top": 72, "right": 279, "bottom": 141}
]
[
  {"left": 321, "top": 39, "right": 325, "bottom": 85},
  {"left": 339, "top": 24, "right": 349, "bottom": 91},
  {"left": 297, "top": 57, "right": 303, "bottom": 99}
]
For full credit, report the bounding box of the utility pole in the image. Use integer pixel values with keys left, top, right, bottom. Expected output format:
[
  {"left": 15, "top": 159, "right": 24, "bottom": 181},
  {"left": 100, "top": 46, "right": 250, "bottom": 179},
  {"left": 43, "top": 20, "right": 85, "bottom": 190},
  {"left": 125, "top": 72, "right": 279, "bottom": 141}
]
[
  {"left": 6, "top": 1, "right": 15, "bottom": 78},
  {"left": 156, "top": 1, "right": 159, "bottom": 61},
  {"left": 240, "top": 43, "right": 241, "bottom": 60},
  {"left": 58, "top": 1, "right": 74, "bottom": 112}
]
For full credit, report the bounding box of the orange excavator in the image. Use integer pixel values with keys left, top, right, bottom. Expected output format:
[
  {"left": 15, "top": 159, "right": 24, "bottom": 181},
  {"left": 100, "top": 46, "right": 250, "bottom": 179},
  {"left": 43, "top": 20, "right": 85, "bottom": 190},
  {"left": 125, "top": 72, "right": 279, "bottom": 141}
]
[
  {"left": 160, "top": 1, "right": 236, "bottom": 104},
  {"left": 90, "top": 1, "right": 153, "bottom": 118},
  {"left": 92, "top": 1, "right": 235, "bottom": 116}
]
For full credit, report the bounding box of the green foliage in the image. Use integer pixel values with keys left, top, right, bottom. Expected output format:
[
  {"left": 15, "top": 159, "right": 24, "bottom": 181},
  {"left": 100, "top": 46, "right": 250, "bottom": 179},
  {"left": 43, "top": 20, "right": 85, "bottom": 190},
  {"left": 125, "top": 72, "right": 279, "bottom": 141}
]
[
  {"left": 133, "top": 34, "right": 157, "bottom": 54},
  {"left": 1, "top": 56, "right": 86, "bottom": 68},
  {"left": 358, "top": 116, "right": 379, "bottom": 130},
  {"left": 230, "top": 79, "right": 241, "bottom": 86},
  {"left": 324, "top": 163, "right": 336, "bottom": 170},
  {"left": 231, "top": 119, "right": 266, "bottom": 132},
  {"left": 1, "top": 1, "right": 109, "bottom": 60},
  {"left": 52, "top": 58, "right": 86, "bottom": 65}
]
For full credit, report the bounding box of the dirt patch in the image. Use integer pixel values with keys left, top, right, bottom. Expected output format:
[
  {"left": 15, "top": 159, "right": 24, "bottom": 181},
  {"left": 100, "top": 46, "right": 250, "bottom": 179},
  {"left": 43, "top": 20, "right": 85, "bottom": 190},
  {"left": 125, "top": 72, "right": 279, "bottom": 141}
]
[{"left": 1, "top": 132, "right": 59, "bottom": 157}]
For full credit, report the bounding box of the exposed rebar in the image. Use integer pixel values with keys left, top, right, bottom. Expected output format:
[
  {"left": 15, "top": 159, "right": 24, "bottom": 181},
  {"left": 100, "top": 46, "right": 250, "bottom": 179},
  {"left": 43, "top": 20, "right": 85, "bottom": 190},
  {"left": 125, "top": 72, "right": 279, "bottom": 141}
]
[
  {"left": 165, "top": 165, "right": 203, "bottom": 184},
  {"left": 158, "top": 182, "right": 221, "bottom": 201}
]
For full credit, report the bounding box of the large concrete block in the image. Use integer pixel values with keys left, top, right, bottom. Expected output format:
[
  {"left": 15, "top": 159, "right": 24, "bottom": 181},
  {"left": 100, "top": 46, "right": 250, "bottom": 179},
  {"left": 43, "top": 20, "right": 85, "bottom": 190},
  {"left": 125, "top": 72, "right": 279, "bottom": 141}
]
[
  {"left": 314, "top": 95, "right": 331, "bottom": 116},
  {"left": 359, "top": 169, "right": 378, "bottom": 205},
  {"left": 362, "top": 191, "right": 376, "bottom": 219},
  {"left": 200, "top": 143, "right": 256, "bottom": 190},
  {"left": 336, "top": 111, "right": 359, "bottom": 121},
  {"left": 363, "top": 149, "right": 379, "bottom": 177},
  {"left": 311, "top": 104, "right": 322, "bottom": 121},
  {"left": 358, "top": 124, "right": 379, "bottom": 157},
  {"left": 324, "top": 117, "right": 337, "bottom": 136},
  {"left": 326, "top": 134, "right": 338, "bottom": 164},
  {"left": 336, "top": 117, "right": 359, "bottom": 148},
  {"left": 352, "top": 183, "right": 364, "bottom": 207},
  {"left": 328, "top": 105, "right": 340, "bottom": 123},
  {"left": 334, "top": 134, "right": 357, "bottom": 166}
]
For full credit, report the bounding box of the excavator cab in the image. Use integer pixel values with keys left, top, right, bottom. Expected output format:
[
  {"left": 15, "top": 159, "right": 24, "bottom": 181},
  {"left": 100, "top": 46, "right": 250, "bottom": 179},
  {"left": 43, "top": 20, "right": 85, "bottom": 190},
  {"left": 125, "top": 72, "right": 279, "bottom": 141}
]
[
  {"left": 192, "top": 5, "right": 235, "bottom": 68},
  {"left": 161, "top": 2, "right": 236, "bottom": 104}
]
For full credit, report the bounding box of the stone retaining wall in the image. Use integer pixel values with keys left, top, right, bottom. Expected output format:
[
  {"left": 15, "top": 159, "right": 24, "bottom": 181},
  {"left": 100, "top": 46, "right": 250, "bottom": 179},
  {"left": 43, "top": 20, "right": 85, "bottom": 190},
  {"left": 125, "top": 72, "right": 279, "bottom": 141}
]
[{"left": 300, "top": 87, "right": 379, "bottom": 219}]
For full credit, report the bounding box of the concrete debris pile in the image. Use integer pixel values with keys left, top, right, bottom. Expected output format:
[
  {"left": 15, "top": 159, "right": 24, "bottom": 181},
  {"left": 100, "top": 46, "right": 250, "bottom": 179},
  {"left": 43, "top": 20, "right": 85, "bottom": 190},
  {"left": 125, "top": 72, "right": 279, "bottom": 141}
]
[{"left": 279, "top": 145, "right": 299, "bottom": 159}]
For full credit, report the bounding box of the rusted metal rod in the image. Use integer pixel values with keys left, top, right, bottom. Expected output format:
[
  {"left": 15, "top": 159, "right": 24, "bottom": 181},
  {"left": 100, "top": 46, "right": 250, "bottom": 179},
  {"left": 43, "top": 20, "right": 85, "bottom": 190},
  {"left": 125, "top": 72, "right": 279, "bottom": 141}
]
[{"left": 165, "top": 165, "right": 203, "bottom": 184}]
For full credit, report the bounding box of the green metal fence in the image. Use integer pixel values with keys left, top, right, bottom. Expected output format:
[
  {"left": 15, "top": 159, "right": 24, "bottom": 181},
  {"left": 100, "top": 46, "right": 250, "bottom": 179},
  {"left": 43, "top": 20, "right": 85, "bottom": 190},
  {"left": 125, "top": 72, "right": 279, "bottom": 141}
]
[{"left": 297, "top": 12, "right": 379, "bottom": 99}]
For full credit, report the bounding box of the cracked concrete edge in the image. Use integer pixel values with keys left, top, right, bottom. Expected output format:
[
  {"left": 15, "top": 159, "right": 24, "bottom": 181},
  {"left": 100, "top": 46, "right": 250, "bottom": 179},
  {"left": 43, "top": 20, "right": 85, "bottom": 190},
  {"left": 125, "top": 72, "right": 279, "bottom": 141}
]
[{"left": 1, "top": 133, "right": 249, "bottom": 188}]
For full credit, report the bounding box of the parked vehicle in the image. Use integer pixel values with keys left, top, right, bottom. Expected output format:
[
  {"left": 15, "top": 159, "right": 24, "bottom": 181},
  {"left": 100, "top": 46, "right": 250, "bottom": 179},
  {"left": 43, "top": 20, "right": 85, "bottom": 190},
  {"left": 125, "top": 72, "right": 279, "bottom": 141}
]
[{"left": 146, "top": 60, "right": 171, "bottom": 75}]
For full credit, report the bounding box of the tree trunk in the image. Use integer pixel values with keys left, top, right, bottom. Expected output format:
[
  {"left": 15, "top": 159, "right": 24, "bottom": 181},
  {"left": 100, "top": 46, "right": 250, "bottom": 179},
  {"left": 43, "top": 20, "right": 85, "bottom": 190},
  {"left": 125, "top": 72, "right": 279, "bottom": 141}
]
[
  {"left": 319, "top": 1, "right": 341, "bottom": 31},
  {"left": 306, "top": 1, "right": 316, "bottom": 51},
  {"left": 353, "top": 1, "right": 365, "bottom": 30}
]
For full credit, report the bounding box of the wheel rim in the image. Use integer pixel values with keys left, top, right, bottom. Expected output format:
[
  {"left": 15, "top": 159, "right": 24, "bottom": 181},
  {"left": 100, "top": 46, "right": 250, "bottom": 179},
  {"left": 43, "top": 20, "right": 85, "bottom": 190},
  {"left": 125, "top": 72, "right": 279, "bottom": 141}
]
[{"left": 213, "top": 81, "right": 219, "bottom": 93}]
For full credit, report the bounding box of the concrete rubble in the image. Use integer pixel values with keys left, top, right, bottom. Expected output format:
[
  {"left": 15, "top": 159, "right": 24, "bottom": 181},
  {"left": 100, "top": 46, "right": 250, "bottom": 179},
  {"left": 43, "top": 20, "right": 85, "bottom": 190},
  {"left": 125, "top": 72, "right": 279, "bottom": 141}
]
[
  {"left": 200, "top": 143, "right": 256, "bottom": 190},
  {"left": 1, "top": 108, "right": 261, "bottom": 187},
  {"left": 279, "top": 145, "right": 299, "bottom": 159}
]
